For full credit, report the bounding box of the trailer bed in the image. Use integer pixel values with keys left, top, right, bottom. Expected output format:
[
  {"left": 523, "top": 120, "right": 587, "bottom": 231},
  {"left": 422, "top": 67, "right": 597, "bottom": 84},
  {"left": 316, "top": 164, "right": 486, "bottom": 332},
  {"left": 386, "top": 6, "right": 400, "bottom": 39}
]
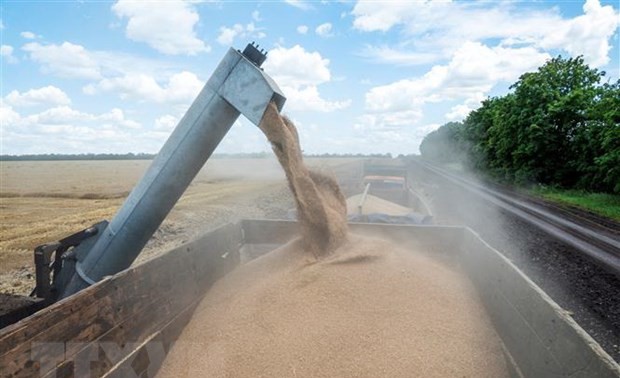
[{"left": 1, "top": 220, "right": 618, "bottom": 377}]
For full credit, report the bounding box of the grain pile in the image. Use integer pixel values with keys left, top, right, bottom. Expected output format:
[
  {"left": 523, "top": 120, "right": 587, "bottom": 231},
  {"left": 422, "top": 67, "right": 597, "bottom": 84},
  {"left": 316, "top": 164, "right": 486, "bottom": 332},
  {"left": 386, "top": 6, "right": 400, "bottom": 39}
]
[
  {"left": 157, "top": 104, "right": 509, "bottom": 377},
  {"left": 346, "top": 193, "right": 412, "bottom": 216}
]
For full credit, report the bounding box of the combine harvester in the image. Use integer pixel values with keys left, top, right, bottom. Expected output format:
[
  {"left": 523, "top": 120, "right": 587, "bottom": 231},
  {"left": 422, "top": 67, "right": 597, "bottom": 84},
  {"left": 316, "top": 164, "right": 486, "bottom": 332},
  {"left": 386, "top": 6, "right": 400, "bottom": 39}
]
[{"left": 0, "top": 44, "right": 618, "bottom": 378}]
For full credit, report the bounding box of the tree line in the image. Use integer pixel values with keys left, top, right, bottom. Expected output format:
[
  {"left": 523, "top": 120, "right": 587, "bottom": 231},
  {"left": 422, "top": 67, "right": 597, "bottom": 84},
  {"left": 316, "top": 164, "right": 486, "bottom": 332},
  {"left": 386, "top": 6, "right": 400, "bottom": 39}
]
[
  {"left": 1, "top": 152, "right": 397, "bottom": 161},
  {"left": 0, "top": 153, "right": 157, "bottom": 161},
  {"left": 420, "top": 56, "right": 620, "bottom": 194}
]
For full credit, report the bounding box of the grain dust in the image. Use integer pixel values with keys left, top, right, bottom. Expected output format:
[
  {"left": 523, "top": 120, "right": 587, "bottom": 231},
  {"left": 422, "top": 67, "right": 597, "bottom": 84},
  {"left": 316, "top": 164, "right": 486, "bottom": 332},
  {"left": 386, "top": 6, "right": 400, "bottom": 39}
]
[{"left": 157, "top": 104, "right": 510, "bottom": 377}]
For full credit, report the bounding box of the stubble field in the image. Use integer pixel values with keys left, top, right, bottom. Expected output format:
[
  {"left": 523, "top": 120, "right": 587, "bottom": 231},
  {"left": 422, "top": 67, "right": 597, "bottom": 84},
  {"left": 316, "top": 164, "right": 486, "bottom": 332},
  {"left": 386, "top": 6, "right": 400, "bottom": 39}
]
[{"left": 0, "top": 158, "right": 360, "bottom": 294}]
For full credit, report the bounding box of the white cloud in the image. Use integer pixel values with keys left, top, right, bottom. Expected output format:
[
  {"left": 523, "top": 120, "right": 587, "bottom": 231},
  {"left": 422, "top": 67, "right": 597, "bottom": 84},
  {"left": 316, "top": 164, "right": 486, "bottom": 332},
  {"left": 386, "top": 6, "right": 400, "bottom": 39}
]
[
  {"left": 20, "top": 40, "right": 204, "bottom": 107},
  {"left": 264, "top": 45, "right": 331, "bottom": 88},
  {"left": 26, "top": 106, "right": 96, "bottom": 125},
  {"left": 5, "top": 86, "right": 71, "bottom": 108},
  {"left": 283, "top": 86, "right": 351, "bottom": 113},
  {"left": 539, "top": 0, "right": 619, "bottom": 67},
  {"left": 359, "top": 45, "right": 440, "bottom": 66},
  {"left": 94, "top": 50, "right": 180, "bottom": 78},
  {"left": 217, "top": 25, "right": 242, "bottom": 46},
  {"left": 439, "top": 42, "right": 550, "bottom": 97},
  {"left": 315, "top": 22, "right": 333, "bottom": 37},
  {"left": 252, "top": 10, "right": 261, "bottom": 22},
  {"left": 355, "top": 110, "right": 423, "bottom": 131},
  {"left": 366, "top": 42, "right": 550, "bottom": 113},
  {"left": 98, "top": 108, "right": 141, "bottom": 129},
  {"left": 352, "top": 1, "right": 563, "bottom": 42},
  {"left": 262, "top": 45, "right": 350, "bottom": 112},
  {"left": 154, "top": 114, "right": 179, "bottom": 131},
  {"left": 0, "top": 104, "right": 21, "bottom": 127},
  {"left": 159, "top": 71, "right": 204, "bottom": 103},
  {"left": 217, "top": 23, "right": 265, "bottom": 46},
  {"left": 22, "top": 42, "right": 101, "bottom": 79},
  {"left": 445, "top": 104, "right": 473, "bottom": 122},
  {"left": 1, "top": 45, "right": 13, "bottom": 55},
  {"left": 297, "top": 25, "right": 308, "bottom": 35},
  {"left": 284, "top": 0, "right": 312, "bottom": 10},
  {"left": 15, "top": 106, "right": 140, "bottom": 130},
  {"left": 2, "top": 105, "right": 143, "bottom": 154},
  {"left": 352, "top": 0, "right": 619, "bottom": 68},
  {"left": 3, "top": 106, "right": 141, "bottom": 134},
  {"left": 90, "top": 71, "right": 204, "bottom": 105},
  {"left": 20, "top": 31, "right": 37, "bottom": 39},
  {"left": 352, "top": 1, "right": 415, "bottom": 33},
  {"left": 445, "top": 94, "right": 486, "bottom": 121},
  {"left": 0, "top": 45, "right": 18, "bottom": 64},
  {"left": 22, "top": 41, "right": 181, "bottom": 82},
  {"left": 112, "top": 0, "right": 209, "bottom": 55},
  {"left": 360, "top": 42, "right": 550, "bottom": 134}
]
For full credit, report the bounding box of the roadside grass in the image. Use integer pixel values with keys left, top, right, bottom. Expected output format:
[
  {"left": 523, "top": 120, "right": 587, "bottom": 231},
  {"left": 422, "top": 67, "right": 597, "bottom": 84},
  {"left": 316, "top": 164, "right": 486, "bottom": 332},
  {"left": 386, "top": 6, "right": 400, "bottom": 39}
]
[{"left": 531, "top": 187, "right": 620, "bottom": 222}]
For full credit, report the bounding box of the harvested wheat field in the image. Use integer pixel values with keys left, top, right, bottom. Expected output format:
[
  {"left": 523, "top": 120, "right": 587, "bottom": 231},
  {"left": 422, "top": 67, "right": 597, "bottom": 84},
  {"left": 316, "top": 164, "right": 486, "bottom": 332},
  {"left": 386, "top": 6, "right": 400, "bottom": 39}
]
[
  {"left": 0, "top": 158, "right": 358, "bottom": 294},
  {"left": 159, "top": 104, "right": 509, "bottom": 377}
]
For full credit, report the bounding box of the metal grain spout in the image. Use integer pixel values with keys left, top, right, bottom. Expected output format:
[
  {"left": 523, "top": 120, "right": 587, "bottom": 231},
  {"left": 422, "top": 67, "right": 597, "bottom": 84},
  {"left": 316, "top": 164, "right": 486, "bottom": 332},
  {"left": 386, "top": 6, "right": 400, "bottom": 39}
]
[{"left": 58, "top": 43, "right": 285, "bottom": 298}]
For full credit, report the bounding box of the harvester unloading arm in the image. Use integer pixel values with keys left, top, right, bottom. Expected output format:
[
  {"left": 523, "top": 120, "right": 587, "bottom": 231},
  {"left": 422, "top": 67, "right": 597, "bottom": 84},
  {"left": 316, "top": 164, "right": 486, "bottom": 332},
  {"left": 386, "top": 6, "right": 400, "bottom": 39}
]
[{"left": 32, "top": 43, "right": 286, "bottom": 302}]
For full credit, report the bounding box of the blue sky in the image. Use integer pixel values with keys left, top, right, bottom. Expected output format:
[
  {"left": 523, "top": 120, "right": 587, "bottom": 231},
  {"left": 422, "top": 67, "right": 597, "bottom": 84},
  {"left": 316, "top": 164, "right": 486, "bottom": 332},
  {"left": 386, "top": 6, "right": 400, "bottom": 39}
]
[{"left": 1, "top": 0, "right": 619, "bottom": 156}]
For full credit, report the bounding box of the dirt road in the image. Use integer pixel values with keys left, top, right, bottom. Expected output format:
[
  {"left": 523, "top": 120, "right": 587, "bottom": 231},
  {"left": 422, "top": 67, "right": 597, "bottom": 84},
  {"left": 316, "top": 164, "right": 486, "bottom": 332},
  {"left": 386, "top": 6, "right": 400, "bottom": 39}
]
[{"left": 0, "top": 158, "right": 360, "bottom": 295}]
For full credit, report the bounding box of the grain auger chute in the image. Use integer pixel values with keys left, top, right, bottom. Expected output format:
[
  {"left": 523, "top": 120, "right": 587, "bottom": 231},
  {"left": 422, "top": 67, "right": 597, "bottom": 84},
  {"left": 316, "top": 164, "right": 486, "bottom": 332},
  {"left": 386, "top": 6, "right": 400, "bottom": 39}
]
[{"left": 31, "top": 43, "right": 286, "bottom": 305}]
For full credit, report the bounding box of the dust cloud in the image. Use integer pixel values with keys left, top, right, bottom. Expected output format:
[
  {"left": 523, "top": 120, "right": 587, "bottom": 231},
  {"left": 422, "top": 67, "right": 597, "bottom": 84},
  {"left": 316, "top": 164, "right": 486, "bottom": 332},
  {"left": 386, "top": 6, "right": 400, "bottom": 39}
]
[
  {"left": 410, "top": 159, "right": 547, "bottom": 278},
  {"left": 158, "top": 104, "right": 510, "bottom": 377},
  {"left": 198, "top": 157, "right": 285, "bottom": 182}
]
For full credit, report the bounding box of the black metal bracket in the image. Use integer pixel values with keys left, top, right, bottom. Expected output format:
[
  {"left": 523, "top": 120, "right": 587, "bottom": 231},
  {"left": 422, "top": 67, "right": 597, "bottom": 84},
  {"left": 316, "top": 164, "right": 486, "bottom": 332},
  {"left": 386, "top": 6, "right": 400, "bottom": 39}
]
[
  {"left": 241, "top": 42, "right": 267, "bottom": 68},
  {"left": 32, "top": 223, "right": 103, "bottom": 301}
]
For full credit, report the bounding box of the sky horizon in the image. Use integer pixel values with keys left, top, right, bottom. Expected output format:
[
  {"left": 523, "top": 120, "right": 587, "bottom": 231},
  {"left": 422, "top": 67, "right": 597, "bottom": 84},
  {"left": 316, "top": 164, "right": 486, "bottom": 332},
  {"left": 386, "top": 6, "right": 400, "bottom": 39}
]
[{"left": 1, "top": 0, "right": 619, "bottom": 156}]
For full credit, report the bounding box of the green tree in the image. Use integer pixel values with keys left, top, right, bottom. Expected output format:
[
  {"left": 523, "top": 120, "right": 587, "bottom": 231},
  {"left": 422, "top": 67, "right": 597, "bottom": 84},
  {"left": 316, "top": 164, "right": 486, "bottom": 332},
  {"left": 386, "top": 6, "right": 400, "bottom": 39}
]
[
  {"left": 577, "top": 80, "right": 620, "bottom": 193},
  {"left": 421, "top": 55, "right": 619, "bottom": 193},
  {"left": 508, "top": 56, "right": 602, "bottom": 186},
  {"left": 462, "top": 95, "right": 519, "bottom": 181},
  {"left": 419, "top": 122, "right": 465, "bottom": 163}
]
